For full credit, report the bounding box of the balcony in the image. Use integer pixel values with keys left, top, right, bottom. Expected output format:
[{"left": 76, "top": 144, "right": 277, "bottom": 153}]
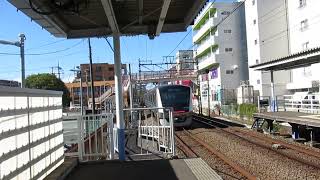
[
  {"left": 193, "top": 17, "right": 217, "bottom": 43},
  {"left": 193, "top": 6, "right": 217, "bottom": 30},
  {"left": 198, "top": 53, "right": 218, "bottom": 71},
  {"left": 195, "top": 36, "right": 218, "bottom": 58}
]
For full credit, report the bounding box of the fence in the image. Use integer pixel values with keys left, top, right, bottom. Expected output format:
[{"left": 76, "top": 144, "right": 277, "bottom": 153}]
[
  {"left": 77, "top": 114, "right": 114, "bottom": 161},
  {"left": 0, "top": 86, "right": 63, "bottom": 180},
  {"left": 75, "top": 107, "right": 175, "bottom": 161},
  {"left": 119, "top": 107, "right": 175, "bottom": 158},
  {"left": 283, "top": 94, "right": 320, "bottom": 114}
]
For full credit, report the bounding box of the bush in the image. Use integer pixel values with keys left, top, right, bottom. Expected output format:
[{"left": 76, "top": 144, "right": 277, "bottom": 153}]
[{"left": 239, "top": 103, "right": 257, "bottom": 120}]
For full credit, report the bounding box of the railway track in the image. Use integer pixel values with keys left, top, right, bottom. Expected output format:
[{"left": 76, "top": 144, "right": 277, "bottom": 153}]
[
  {"left": 186, "top": 114, "right": 320, "bottom": 179},
  {"left": 175, "top": 130, "right": 257, "bottom": 180},
  {"left": 192, "top": 114, "right": 320, "bottom": 169}
]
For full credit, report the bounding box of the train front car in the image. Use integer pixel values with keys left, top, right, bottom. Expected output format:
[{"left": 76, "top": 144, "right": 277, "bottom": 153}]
[{"left": 158, "top": 85, "right": 193, "bottom": 127}]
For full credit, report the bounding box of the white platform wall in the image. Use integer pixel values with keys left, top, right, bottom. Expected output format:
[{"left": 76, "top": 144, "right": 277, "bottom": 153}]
[{"left": 0, "top": 86, "right": 64, "bottom": 180}]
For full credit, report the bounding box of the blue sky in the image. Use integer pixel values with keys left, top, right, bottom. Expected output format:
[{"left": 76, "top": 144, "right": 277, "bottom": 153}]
[{"left": 0, "top": 0, "right": 234, "bottom": 82}]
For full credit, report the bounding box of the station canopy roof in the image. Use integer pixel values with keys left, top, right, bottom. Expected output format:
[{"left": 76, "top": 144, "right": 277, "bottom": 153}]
[
  {"left": 250, "top": 47, "right": 320, "bottom": 71},
  {"left": 9, "top": 0, "right": 206, "bottom": 39}
]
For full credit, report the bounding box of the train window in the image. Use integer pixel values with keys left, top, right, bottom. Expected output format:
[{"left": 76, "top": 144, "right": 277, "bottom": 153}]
[{"left": 159, "top": 86, "right": 190, "bottom": 111}]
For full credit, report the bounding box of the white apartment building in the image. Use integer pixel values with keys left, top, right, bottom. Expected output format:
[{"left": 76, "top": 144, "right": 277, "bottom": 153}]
[
  {"left": 286, "top": 0, "right": 320, "bottom": 91},
  {"left": 193, "top": 1, "right": 248, "bottom": 109},
  {"left": 245, "top": 0, "right": 292, "bottom": 97}
]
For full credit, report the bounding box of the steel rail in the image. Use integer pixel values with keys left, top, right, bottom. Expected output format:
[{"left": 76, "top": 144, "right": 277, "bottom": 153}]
[
  {"left": 175, "top": 132, "right": 198, "bottom": 158},
  {"left": 232, "top": 129, "right": 320, "bottom": 159},
  {"left": 194, "top": 114, "right": 320, "bottom": 159},
  {"left": 182, "top": 129, "right": 257, "bottom": 180},
  {"left": 194, "top": 117, "right": 320, "bottom": 170}
]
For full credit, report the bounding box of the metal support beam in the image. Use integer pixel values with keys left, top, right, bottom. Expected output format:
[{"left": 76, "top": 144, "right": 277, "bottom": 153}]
[
  {"left": 88, "top": 38, "right": 96, "bottom": 114},
  {"left": 113, "top": 34, "right": 125, "bottom": 161},
  {"left": 156, "top": 0, "right": 172, "bottom": 36},
  {"left": 100, "top": 0, "right": 120, "bottom": 33},
  {"left": 138, "top": 0, "right": 143, "bottom": 24},
  {"left": 270, "top": 71, "right": 276, "bottom": 112},
  {"left": 184, "top": 0, "right": 207, "bottom": 28},
  {"left": 101, "top": 0, "right": 125, "bottom": 160},
  {"left": 291, "top": 123, "right": 300, "bottom": 139}
]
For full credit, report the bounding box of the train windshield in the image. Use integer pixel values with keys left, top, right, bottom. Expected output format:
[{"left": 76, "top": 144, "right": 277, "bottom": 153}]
[{"left": 159, "top": 86, "right": 190, "bottom": 111}]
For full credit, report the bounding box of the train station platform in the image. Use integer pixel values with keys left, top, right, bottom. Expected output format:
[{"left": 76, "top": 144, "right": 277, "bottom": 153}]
[
  {"left": 46, "top": 157, "right": 222, "bottom": 180},
  {"left": 253, "top": 111, "right": 320, "bottom": 127}
]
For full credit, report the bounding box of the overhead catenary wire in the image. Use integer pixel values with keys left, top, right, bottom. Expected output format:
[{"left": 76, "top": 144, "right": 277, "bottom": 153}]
[{"left": 185, "top": 0, "right": 246, "bottom": 51}]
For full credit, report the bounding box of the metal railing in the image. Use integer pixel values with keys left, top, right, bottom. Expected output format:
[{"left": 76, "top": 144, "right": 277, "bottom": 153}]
[
  {"left": 77, "top": 113, "right": 114, "bottom": 161},
  {"left": 113, "top": 107, "right": 175, "bottom": 158},
  {"left": 131, "top": 70, "right": 197, "bottom": 83},
  {"left": 283, "top": 94, "right": 320, "bottom": 114}
]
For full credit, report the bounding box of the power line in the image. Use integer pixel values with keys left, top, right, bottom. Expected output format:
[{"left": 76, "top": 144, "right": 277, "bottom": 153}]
[
  {"left": 104, "top": 37, "right": 114, "bottom": 52},
  {"left": 261, "top": 13, "right": 320, "bottom": 46},
  {"left": 185, "top": 0, "right": 246, "bottom": 51},
  {"left": 166, "top": 1, "right": 218, "bottom": 57},
  {"left": 26, "top": 39, "right": 67, "bottom": 51},
  {"left": 167, "top": 30, "right": 192, "bottom": 56},
  {"left": 215, "top": 0, "right": 246, "bottom": 27},
  {"left": 0, "top": 40, "right": 84, "bottom": 56}
]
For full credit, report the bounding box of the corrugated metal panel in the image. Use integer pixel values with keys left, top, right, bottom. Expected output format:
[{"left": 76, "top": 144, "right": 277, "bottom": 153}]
[{"left": 8, "top": 0, "right": 206, "bottom": 38}]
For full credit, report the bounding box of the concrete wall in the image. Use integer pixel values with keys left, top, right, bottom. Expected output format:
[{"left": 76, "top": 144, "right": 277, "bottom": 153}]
[
  {"left": 194, "top": 2, "right": 248, "bottom": 107},
  {"left": 0, "top": 86, "right": 64, "bottom": 180},
  {"left": 287, "top": 0, "right": 320, "bottom": 91},
  {"left": 245, "top": 0, "right": 291, "bottom": 96}
]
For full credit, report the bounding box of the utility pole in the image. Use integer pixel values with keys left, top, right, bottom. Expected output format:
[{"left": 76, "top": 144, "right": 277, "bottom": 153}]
[
  {"left": 70, "top": 67, "right": 83, "bottom": 115},
  {"left": 50, "top": 62, "right": 63, "bottom": 79},
  {"left": 19, "top": 34, "right": 26, "bottom": 88},
  {"left": 57, "top": 61, "right": 61, "bottom": 79},
  {"left": 129, "top": 64, "right": 133, "bottom": 123},
  {"left": 88, "top": 38, "right": 96, "bottom": 114},
  {"left": 0, "top": 34, "right": 26, "bottom": 88},
  {"left": 85, "top": 70, "right": 90, "bottom": 108}
]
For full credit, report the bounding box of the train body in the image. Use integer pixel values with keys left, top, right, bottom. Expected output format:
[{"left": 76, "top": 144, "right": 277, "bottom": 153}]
[{"left": 144, "top": 85, "right": 193, "bottom": 127}]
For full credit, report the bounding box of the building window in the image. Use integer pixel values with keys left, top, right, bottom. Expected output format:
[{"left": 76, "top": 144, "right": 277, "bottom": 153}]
[
  {"left": 96, "top": 76, "right": 102, "bottom": 81},
  {"left": 254, "top": 39, "right": 258, "bottom": 45},
  {"left": 108, "top": 67, "right": 114, "bottom": 71},
  {"left": 257, "top": 79, "right": 261, "bottom": 84},
  {"left": 225, "top": 48, "right": 233, "bottom": 52},
  {"left": 302, "top": 41, "right": 309, "bottom": 50},
  {"left": 252, "top": 0, "right": 255, "bottom": 5},
  {"left": 221, "top": 11, "right": 231, "bottom": 15},
  {"left": 256, "top": 59, "right": 259, "bottom": 64},
  {"left": 253, "top": 19, "right": 257, "bottom": 25},
  {"left": 226, "top": 70, "right": 234, "bottom": 74},
  {"left": 299, "top": 0, "right": 306, "bottom": 8},
  {"left": 224, "top": 29, "right": 232, "bottom": 33},
  {"left": 96, "top": 66, "right": 102, "bottom": 72},
  {"left": 300, "top": 19, "right": 308, "bottom": 31}
]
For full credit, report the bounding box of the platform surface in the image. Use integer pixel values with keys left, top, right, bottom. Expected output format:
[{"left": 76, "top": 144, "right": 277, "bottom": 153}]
[
  {"left": 65, "top": 158, "right": 221, "bottom": 180},
  {"left": 254, "top": 111, "right": 320, "bottom": 127}
]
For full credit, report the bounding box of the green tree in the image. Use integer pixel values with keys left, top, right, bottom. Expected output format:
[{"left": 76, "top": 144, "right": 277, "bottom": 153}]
[{"left": 25, "top": 73, "right": 71, "bottom": 107}]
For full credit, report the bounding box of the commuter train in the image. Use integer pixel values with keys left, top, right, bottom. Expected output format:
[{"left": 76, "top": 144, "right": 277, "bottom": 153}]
[{"left": 144, "top": 85, "right": 193, "bottom": 127}]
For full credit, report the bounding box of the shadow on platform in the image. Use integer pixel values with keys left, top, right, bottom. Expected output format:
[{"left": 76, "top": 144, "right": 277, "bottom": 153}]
[{"left": 65, "top": 159, "right": 196, "bottom": 180}]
